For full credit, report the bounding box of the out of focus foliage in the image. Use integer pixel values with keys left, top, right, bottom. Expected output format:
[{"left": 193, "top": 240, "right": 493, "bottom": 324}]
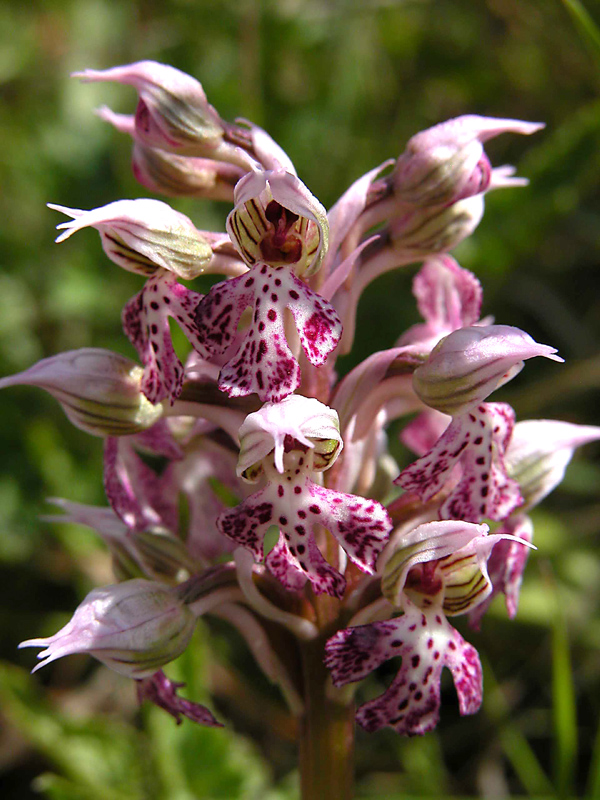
[{"left": 1, "top": 1, "right": 600, "bottom": 797}]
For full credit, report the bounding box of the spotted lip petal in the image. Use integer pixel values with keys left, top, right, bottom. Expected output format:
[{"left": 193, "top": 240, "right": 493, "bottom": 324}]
[
  {"left": 137, "top": 670, "right": 223, "bottom": 728},
  {"left": 396, "top": 402, "right": 523, "bottom": 523},
  {"left": 324, "top": 601, "right": 483, "bottom": 736},
  {"left": 137, "top": 670, "right": 222, "bottom": 726},
  {"left": 217, "top": 463, "right": 390, "bottom": 598},
  {"left": 397, "top": 256, "right": 482, "bottom": 350},
  {"left": 193, "top": 264, "right": 342, "bottom": 403},
  {"left": 103, "top": 437, "right": 178, "bottom": 534},
  {"left": 122, "top": 271, "right": 205, "bottom": 404}
]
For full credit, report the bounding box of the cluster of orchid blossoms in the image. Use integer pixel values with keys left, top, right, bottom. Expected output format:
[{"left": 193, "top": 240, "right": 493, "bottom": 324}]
[{"left": 6, "top": 61, "right": 600, "bottom": 744}]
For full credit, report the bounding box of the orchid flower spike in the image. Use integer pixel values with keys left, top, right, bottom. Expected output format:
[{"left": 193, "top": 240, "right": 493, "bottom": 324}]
[
  {"left": 49, "top": 199, "right": 213, "bottom": 280},
  {"left": 217, "top": 396, "right": 391, "bottom": 597},
  {"left": 325, "top": 521, "right": 529, "bottom": 735},
  {"left": 194, "top": 170, "right": 341, "bottom": 402},
  {"left": 0, "top": 349, "right": 163, "bottom": 436},
  {"left": 20, "top": 579, "right": 196, "bottom": 678},
  {"left": 392, "top": 114, "right": 544, "bottom": 207}
]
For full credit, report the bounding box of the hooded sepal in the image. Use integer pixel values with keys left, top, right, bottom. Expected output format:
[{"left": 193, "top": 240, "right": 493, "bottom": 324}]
[
  {"left": 74, "top": 61, "right": 226, "bottom": 156},
  {"left": 226, "top": 169, "right": 328, "bottom": 277},
  {"left": 392, "top": 114, "right": 544, "bottom": 207},
  {"left": 20, "top": 579, "right": 196, "bottom": 678},
  {"left": 412, "top": 324, "right": 562, "bottom": 416},
  {"left": 49, "top": 199, "right": 213, "bottom": 279},
  {"left": 324, "top": 601, "right": 482, "bottom": 735},
  {"left": 0, "top": 349, "right": 163, "bottom": 437}
]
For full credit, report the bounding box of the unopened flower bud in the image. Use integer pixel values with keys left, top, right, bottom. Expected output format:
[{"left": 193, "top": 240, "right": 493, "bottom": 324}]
[
  {"left": 393, "top": 115, "right": 544, "bottom": 207},
  {"left": 237, "top": 395, "right": 343, "bottom": 481},
  {"left": 388, "top": 194, "right": 485, "bottom": 258},
  {"left": 131, "top": 142, "right": 244, "bottom": 201},
  {"left": 0, "top": 349, "right": 163, "bottom": 436},
  {"left": 49, "top": 199, "right": 213, "bottom": 280},
  {"left": 20, "top": 579, "right": 196, "bottom": 678},
  {"left": 412, "top": 325, "right": 562, "bottom": 415},
  {"left": 74, "top": 61, "right": 225, "bottom": 157},
  {"left": 227, "top": 170, "right": 328, "bottom": 277}
]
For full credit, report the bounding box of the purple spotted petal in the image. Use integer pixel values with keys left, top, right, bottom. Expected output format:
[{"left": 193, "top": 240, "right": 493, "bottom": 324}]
[
  {"left": 325, "top": 602, "right": 482, "bottom": 736},
  {"left": 122, "top": 272, "right": 204, "bottom": 404},
  {"left": 194, "top": 263, "right": 341, "bottom": 402},
  {"left": 104, "top": 437, "right": 178, "bottom": 533},
  {"left": 217, "top": 480, "right": 345, "bottom": 597},
  {"left": 137, "top": 669, "right": 222, "bottom": 726},
  {"left": 306, "top": 483, "right": 391, "bottom": 574},
  {"left": 398, "top": 256, "right": 482, "bottom": 350},
  {"left": 217, "top": 472, "right": 389, "bottom": 597},
  {"left": 396, "top": 402, "right": 522, "bottom": 523},
  {"left": 469, "top": 515, "right": 533, "bottom": 628},
  {"left": 265, "top": 533, "right": 308, "bottom": 592}
]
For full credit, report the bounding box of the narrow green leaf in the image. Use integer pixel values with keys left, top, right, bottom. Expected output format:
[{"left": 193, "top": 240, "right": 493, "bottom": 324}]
[
  {"left": 551, "top": 594, "right": 578, "bottom": 797},
  {"left": 561, "top": 0, "right": 600, "bottom": 60}
]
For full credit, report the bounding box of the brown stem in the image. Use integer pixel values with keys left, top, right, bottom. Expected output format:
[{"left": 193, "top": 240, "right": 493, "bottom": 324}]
[{"left": 298, "top": 631, "right": 355, "bottom": 800}]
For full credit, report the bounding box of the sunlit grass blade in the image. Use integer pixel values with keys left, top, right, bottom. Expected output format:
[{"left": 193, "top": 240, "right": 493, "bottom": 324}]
[
  {"left": 561, "top": 0, "right": 600, "bottom": 59},
  {"left": 483, "top": 657, "right": 554, "bottom": 797},
  {"left": 586, "top": 710, "right": 600, "bottom": 798},
  {"left": 551, "top": 610, "right": 578, "bottom": 798}
]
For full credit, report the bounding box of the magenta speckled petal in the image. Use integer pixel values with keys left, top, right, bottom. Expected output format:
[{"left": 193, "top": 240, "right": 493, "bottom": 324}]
[
  {"left": 122, "top": 272, "right": 204, "bottom": 404},
  {"left": 104, "top": 437, "right": 178, "bottom": 533},
  {"left": 194, "top": 263, "right": 341, "bottom": 402},
  {"left": 325, "top": 602, "right": 482, "bottom": 736},
  {"left": 137, "top": 669, "right": 222, "bottom": 726},
  {"left": 265, "top": 534, "right": 308, "bottom": 592},
  {"left": 396, "top": 402, "right": 522, "bottom": 523}
]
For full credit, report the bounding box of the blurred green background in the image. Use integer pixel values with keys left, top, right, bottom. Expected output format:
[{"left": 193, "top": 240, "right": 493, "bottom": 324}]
[{"left": 1, "top": 0, "right": 600, "bottom": 797}]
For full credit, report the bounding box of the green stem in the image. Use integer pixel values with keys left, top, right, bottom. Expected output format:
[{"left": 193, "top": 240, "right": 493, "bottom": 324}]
[{"left": 298, "top": 633, "right": 355, "bottom": 800}]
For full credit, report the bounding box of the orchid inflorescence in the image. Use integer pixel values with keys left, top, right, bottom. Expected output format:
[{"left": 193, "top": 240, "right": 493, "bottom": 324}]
[{"left": 6, "top": 60, "right": 599, "bottom": 747}]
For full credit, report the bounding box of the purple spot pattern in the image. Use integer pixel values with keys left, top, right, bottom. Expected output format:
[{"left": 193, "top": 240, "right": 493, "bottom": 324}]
[
  {"left": 103, "top": 437, "right": 178, "bottom": 533},
  {"left": 217, "top": 471, "right": 391, "bottom": 598},
  {"left": 122, "top": 271, "right": 205, "bottom": 404},
  {"left": 136, "top": 669, "right": 222, "bottom": 727},
  {"left": 396, "top": 402, "right": 522, "bottom": 522},
  {"left": 324, "top": 601, "right": 482, "bottom": 736},
  {"left": 468, "top": 515, "right": 532, "bottom": 629},
  {"left": 193, "top": 263, "right": 342, "bottom": 402}
]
